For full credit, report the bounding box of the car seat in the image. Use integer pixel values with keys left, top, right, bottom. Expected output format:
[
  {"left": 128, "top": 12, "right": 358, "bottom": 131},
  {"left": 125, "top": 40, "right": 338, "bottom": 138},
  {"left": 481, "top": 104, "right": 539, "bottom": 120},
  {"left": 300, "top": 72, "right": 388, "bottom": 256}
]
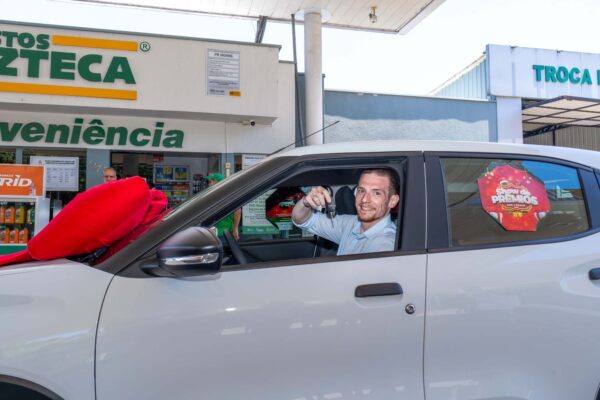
[{"left": 335, "top": 186, "right": 357, "bottom": 215}]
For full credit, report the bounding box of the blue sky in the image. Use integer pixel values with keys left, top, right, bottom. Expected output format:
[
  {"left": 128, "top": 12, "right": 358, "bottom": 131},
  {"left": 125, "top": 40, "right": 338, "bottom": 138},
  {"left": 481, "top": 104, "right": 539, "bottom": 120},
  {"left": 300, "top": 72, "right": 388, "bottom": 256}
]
[{"left": 2, "top": 0, "right": 600, "bottom": 95}]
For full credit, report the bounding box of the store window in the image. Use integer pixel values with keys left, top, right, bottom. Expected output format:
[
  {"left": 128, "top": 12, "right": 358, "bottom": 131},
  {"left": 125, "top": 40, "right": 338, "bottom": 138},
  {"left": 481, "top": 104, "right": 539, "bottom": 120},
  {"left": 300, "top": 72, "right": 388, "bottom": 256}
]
[
  {"left": 0, "top": 147, "right": 16, "bottom": 164},
  {"left": 442, "top": 157, "right": 589, "bottom": 247},
  {"left": 111, "top": 151, "right": 220, "bottom": 208}
]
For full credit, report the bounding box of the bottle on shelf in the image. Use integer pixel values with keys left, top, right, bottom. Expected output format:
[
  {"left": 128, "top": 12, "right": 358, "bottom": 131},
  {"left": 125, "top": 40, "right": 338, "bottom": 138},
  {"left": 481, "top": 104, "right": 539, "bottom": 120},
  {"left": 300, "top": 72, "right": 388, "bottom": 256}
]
[
  {"left": 15, "top": 203, "right": 25, "bottom": 224},
  {"left": 19, "top": 227, "right": 28, "bottom": 244},
  {"left": 26, "top": 204, "right": 35, "bottom": 225},
  {"left": 0, "top": 226, "right": 7, "bottom": 244},
  {"left": 8, "top": 227, "right": 18, "bottom": 244},
  {"left": 5, "top": 204, "right": 15, "bottom": 224}
]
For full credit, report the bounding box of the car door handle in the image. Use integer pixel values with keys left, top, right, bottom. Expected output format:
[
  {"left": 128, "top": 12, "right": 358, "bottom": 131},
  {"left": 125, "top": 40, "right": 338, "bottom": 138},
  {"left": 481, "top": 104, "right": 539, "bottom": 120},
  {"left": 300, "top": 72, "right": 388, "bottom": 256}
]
[
  {"left": 589, "top": 268, "right": 600, "bottom": 281},
  {"left": 355, "top": 283, "right": 403, "bottom": 298}
]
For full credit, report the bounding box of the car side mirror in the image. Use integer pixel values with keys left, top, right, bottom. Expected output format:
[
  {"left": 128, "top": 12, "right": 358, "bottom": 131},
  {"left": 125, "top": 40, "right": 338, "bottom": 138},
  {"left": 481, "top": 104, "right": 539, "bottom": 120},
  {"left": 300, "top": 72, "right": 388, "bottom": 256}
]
[{"left": 146, "top": 227, "right": 223, "bottom": 277}]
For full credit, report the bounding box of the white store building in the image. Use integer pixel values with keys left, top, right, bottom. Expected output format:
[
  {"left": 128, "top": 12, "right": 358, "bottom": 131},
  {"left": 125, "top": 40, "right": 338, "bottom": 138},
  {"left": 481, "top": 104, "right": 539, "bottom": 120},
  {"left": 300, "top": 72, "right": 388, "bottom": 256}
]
[{"left": 0, "top": 20, "right": 295, "bottom": 205}]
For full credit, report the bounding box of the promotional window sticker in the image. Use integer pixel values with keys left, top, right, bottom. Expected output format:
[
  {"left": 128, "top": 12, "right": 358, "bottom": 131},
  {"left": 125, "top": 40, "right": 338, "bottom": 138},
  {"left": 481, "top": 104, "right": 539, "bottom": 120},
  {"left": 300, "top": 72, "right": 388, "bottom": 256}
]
[
  {"left": 265, "top": 187, "right": 306, "bottom": 229},
  {"left": 477, "top": 164, "right": 551, "bottom": 232}
]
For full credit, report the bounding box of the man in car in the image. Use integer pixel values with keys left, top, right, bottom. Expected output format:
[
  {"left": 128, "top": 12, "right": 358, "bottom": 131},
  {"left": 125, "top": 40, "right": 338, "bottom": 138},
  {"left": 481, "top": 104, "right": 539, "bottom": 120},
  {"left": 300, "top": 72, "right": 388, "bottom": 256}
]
[{"left": 292, "top": 169, "right": 399, "bottom": 255}]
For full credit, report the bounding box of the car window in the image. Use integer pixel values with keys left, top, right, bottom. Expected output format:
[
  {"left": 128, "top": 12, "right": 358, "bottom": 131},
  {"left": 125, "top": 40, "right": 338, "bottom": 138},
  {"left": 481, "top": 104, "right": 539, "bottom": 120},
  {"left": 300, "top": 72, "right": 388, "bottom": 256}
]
[
  {"left": 442, "top": 157, "right": 589, "bottom": 247},
  {"left": 209, "top": 164, "right": 405, "bottom": 265}
]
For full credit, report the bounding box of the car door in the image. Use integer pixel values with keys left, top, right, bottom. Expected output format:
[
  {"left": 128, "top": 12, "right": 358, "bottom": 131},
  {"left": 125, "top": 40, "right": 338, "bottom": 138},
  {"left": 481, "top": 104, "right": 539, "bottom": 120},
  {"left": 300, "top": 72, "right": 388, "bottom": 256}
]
[
  {"left": 95, "top": 154, "right": 428, "bottom": 400},
  {"left": 424, "top": 153, "right": 600, "bottom": 400}
]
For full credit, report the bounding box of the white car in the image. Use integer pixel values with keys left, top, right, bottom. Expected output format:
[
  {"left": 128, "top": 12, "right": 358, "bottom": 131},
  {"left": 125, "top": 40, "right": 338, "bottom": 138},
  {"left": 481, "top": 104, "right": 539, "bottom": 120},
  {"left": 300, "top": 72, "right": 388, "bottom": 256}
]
[{"left": 1, "top": 140, "right": 599, "bottom": 400}]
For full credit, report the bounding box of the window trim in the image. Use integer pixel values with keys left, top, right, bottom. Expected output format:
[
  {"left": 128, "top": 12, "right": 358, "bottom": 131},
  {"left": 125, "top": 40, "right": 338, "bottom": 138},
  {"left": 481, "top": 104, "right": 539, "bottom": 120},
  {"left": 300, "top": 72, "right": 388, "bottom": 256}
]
[{"left": 426, "top": 151, "right": 600, "bottom": 253}]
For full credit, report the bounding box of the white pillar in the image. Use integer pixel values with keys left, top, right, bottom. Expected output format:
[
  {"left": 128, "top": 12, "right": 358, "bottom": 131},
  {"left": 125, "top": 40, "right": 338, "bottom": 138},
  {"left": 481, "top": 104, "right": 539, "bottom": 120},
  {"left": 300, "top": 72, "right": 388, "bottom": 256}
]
[
  {"left": 304, "top": 10, "right": 323, "bottom": 145},
  {"left": 496, "top": 97, "right": 523, "bottom": 143}
]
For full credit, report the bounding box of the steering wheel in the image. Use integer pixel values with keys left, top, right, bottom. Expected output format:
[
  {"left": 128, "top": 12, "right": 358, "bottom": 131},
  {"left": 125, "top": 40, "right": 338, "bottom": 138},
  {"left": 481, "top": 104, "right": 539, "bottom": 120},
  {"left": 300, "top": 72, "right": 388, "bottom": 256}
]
[{"left": 223, "top": 230, "right": 248, "bottom": 264}]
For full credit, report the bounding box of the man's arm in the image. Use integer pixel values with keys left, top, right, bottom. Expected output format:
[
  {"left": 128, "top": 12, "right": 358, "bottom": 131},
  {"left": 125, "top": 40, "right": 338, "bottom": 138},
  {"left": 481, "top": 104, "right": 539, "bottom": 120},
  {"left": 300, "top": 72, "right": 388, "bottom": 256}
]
[
  {"left": 232, "top": 209, "right": 241, "bottom": 240},
  {"left": 291, "top": 196, "right": 313, "bottom": 225}
]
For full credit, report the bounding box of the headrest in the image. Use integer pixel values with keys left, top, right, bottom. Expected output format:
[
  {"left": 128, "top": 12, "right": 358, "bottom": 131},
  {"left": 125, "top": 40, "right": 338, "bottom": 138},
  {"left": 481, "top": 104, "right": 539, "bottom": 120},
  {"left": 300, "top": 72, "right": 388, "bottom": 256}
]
[{"left": 335, "top": 186, "right": 357, "bottom": 215}]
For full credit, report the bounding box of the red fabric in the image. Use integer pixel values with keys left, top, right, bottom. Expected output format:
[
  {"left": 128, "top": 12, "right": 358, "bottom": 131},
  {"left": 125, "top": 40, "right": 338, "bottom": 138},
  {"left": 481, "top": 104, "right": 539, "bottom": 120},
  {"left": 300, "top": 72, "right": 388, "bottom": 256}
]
[
  {"left": 141, "top": 190, "right": 169, "bottom": 224},
  {"left": 98, "top": 190, "right": 170, "bottom": 262},
  {"left": 0, "top": 176, "right": 153, "bottom": 266},
  {"left": 0, "top": 249, "right": 32, "bottom": 265}
]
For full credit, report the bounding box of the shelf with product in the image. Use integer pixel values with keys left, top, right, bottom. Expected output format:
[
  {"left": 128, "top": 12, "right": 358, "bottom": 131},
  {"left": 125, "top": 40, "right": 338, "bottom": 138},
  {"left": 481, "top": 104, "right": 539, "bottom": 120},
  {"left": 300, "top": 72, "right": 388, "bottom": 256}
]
[
  {"left": 0, "top": 164, "right": 50, "bottom": 254},
  {"left": 0, "top": 198, "right": 49, "bottom": 254},
  {"left": 153, "top": 165, "right": 190, "bottom": 208},
  {"left": 192, "top": 174, "right": 208, "bottom": 195}
]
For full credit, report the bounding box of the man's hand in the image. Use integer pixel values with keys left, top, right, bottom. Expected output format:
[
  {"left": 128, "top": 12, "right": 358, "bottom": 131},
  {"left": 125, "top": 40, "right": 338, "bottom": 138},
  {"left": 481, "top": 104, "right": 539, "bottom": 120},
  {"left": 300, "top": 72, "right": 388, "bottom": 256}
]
[
  {"left": 292, "top": 186, "right": 332, "bottom": 224},
  {"left": 302, "top": 186, "right": 332, "bottom": 210}
]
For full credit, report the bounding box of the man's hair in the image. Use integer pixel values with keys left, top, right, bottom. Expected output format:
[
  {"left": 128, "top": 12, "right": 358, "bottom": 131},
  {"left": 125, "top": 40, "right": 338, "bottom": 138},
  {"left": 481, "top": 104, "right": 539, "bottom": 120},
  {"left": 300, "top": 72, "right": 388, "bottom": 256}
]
[
  {"left": 104, "top": 167, "right": 116, "bottom": 174},
  {"left": 360, "top": 169, "right": 399, "bottom": 196}
]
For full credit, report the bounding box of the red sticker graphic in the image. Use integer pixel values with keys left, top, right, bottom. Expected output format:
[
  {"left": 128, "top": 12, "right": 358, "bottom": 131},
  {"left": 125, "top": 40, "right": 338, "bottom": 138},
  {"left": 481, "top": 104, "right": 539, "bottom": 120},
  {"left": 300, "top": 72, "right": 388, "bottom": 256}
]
[{"left": 477, "top": 164, "right": 551, "bottom": 232}]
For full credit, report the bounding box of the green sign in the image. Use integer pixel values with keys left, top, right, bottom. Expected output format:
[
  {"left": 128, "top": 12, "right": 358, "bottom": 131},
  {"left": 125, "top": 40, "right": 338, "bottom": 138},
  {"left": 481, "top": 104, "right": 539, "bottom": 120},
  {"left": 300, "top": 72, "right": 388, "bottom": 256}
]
[
  {"left": 532, "top": 64, "right": 600, "bottom": 85},
  {"left": 0, "top": 118, "right": 184, "bottom": 148}
]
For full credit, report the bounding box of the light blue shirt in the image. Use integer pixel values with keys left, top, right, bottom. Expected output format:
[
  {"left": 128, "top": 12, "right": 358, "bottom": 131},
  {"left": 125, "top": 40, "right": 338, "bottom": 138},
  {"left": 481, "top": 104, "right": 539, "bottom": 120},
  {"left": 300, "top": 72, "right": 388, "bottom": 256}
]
[{"left": 294, "top": 212, "right": 396, "bottom": 255}]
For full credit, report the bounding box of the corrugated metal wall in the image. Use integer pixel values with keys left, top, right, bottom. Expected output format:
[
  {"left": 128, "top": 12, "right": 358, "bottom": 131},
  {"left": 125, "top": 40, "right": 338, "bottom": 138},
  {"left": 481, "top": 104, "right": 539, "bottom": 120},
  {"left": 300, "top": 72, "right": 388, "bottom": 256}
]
[
  {"left": 524, "top": 126, "right": 600, "bottom": 151},
  {"left": 432, "top": 58, "right": 488, "bottom": 100},
  {"left": 323, "top": 91, "right": 497, "bottom": 143}
]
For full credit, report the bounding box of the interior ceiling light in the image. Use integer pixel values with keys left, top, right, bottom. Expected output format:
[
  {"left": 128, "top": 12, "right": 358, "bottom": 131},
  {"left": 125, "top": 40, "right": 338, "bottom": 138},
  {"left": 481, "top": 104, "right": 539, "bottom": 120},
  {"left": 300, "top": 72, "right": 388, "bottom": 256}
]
[{"left": 369, "top": 6, "right": 378, "bottom": 23}]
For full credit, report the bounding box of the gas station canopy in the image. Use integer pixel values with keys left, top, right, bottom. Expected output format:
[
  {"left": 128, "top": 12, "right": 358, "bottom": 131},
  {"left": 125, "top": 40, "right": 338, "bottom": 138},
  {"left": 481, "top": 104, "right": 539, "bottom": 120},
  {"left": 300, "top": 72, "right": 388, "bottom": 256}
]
[
  {"left": 72, "top": 0, "right": 445, "bottom": 33},
  {"left": 523, "top": 96, "right": 600, "bottom": 133}
]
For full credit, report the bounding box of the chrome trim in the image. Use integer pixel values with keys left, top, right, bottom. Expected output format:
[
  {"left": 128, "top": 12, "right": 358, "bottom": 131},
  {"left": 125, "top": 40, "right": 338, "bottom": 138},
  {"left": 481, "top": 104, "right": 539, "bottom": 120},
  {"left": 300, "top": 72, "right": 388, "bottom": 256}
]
[{"left": 163, "top": 253, "right": 219, "bottom": 266}]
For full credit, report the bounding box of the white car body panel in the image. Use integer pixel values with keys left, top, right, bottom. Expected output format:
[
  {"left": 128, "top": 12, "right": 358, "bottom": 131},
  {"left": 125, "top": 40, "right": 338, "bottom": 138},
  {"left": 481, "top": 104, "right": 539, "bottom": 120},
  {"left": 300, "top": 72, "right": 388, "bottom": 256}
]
[
  {"left": 425, "top": 233, "right": 600, "bottom": 400},
  {"left": 0, "top": 260, "right": 113, "bottom": 399},
  {"left": 96, "top": 254, "right": 427, "bottom": 400}
]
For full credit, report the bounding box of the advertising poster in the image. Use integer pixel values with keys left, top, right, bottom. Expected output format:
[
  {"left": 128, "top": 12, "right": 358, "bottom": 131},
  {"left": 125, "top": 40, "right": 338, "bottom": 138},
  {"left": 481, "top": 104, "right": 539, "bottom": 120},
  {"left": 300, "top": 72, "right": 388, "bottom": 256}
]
[
  {"left": 0, "top": 164, "right": 45, "bottom": 196},
  {"left": 265, "top": 188, "right": 305, "bottom": 232},
  {"left": 154, "top": 165, "right": 189, "bottom": 183},
  {"left": 478, "top": 164, "right": 551, "bottom": 231},
  {"left": 241, "top": 154, "right": 278, "bottom": 235}
]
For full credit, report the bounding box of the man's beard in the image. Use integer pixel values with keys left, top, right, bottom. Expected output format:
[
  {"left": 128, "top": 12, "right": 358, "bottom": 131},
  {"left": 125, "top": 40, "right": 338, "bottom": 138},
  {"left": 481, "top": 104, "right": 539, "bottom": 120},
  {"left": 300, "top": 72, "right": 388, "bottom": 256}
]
[{"left": 357, "top": 209, "right": 380, "bottom": 223}]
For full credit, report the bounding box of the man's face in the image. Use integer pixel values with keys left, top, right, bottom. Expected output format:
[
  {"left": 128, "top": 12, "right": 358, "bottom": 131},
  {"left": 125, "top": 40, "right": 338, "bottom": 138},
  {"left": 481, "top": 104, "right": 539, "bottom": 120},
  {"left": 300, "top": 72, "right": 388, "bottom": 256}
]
[
  {"left": 355, "top": 172, "right": 399, "bottom": 225},
  {"left": 104, "top": 170, "right": 116, "bottom": 183}
]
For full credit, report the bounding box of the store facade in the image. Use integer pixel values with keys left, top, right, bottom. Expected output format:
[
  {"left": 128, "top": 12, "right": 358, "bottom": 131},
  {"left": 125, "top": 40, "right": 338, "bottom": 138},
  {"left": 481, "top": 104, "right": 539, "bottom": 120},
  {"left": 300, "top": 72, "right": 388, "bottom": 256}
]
[
  {"left": 433, "top": 44, "right": 600, "bottom": 150},
  {"left": 0, "top": 21, "right": 295, "bottom": 208}
]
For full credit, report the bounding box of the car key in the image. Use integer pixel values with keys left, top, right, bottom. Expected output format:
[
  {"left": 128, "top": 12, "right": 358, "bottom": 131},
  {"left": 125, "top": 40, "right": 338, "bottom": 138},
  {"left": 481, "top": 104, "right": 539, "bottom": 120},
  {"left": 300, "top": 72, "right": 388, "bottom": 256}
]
[{"left": 326, "top": 202, "right": 336, "bottom": 226}]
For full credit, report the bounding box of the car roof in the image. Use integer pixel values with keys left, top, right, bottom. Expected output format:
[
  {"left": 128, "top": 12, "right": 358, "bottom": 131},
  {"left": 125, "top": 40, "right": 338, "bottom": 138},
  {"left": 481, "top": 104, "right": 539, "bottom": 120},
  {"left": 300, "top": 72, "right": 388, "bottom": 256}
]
[{"left": 275, "top": 140, "right": 600, "bottom": 169}]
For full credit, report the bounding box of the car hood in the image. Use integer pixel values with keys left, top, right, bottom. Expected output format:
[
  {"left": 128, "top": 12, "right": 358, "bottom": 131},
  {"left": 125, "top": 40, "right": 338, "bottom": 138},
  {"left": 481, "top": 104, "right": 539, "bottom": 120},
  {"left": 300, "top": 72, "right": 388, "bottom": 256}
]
[{"left": 0, "top": 258, "right": 89, "bottom": 276}]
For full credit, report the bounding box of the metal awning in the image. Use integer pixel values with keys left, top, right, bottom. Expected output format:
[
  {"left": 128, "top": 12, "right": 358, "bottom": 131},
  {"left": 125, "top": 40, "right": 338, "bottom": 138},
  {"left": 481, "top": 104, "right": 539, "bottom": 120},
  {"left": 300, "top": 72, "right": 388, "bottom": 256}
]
[
  {"left": 70, "top": 0, "right": 445, "bottom": 33},
  {"left": 523, "top": 96, "right": 600, "bottom": 135}
]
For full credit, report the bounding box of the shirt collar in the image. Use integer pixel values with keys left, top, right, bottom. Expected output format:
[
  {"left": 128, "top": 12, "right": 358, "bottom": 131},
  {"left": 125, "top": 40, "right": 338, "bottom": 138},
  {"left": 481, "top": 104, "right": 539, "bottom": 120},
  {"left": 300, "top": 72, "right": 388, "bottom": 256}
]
[{"left": 351, "top": 215, "right": 393, "bottom": 238}]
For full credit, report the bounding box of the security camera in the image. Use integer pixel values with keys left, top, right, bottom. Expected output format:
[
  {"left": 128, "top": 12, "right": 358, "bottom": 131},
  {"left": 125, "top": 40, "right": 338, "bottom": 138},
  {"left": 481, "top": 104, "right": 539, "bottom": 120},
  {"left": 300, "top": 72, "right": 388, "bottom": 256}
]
[
  {"left": 242, "top": 120, "right": 256, "bottom": 126},
  {"left": 369, "top": 6, "right": 377, "bottom": 23}
]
